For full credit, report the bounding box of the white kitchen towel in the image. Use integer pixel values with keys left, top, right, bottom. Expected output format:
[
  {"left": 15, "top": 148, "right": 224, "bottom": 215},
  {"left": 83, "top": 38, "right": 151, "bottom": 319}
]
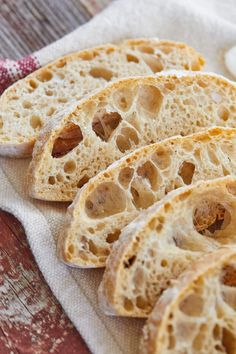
[{"left": 0, "top": 0, "right": 236, "bottom": 353}]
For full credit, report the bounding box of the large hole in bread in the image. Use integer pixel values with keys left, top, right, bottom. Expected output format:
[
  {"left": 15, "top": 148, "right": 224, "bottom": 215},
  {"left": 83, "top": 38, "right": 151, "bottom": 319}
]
[
  {"left": 45, "top": 89, "right": 53, "bottom": 96},
  {"left": 142, "top": 56, "right": 164, "bottom": 73},
  {"left": 85, "top": 182, "right": 126, "bottom": 218},
  {"left": 58, "top": 97, "right": 68, "bottom": 103},
  {"left": 222, "top": 266, "right": 236, "bottom": 287},
  {"left": 123, "top": 255, "right": 136, "bottom": 269},
  {"left": 159, "top": 45, "right": 173, "bottom": 55},
  {"left": 179, "top": 294, "right": 204, "bottom": 317},
  {"left": 138, "top": 45, "right": 154, "bottom": 54},
  {"left": 88, "top": 240, "right": 109, "bottom": 256},
  {"left": 23, "top": 101, "right": 32, "bottom": 109},
  {"left": 137, "top": 85, "right": 163, "bottom": 117},
  {"left": 167, "top": 326, "right": 176, "bottom": 350},
  {"left": 191, "top": 60, "right": 202, "bottom": 71},
  {"left": 165, "top": 82, "right": 176, "bottom": 91},
  {"left": 118, "top": 167, "right": 134, "bottom": 188},
  {"left": 126, "top": 114, "right": 141, "bottom": 132},
  {"left": 207, "top": 147, "right": 219, "bottom": 165},
  {"left": 47, "top": 107, "right": 56, "bottom": 117},
  {"left": 222, "top": 328, "right": 236, "bottom": 354},
  {"left": 30, "top": 115, "right": 42, "bottom": 130},
  {"left": 123, "top": 298, "right": 134, "bottom": 312},
  {"left": 56, "top": 60, "right": 66, "bottom": 68},
  {"left": 116, "top": 127, "right": 139, "bottom": 153},
  {"left": 226, "top": 182, "right": 236, "bottom": 196},
  {"left": 198, "top": 79, "right": 209, "bottom": 89},
  {"left": 126, "top": 54, "right": 139, "bottom": 63},
  {"left": 131, "top": 179, "right": 155, "bottom": 210},
  {"left": 77, "top": 175, "right": 89, "bottom": 188},
  {"left": 213, "top": 324, "right": 221, "bottom": 340},
  {"left": 52, "top": 123, "right": 83, "bottom": 158},
  {"left": 106, "top": 230, "right": 121, "bottom": 244},
  {"left": 116, "top": 135, "right": 131, "bottom": 153},
  {"left": 222, "top": 287, "right": 236, "bottom": 311},
  {"left": 113, "top": 87, "right": 134, "bottom": 112},
  {"left": 222, "top": 264, "right": 236, "bottom": 311},
  {"left": 133, "top": 267, "right": 145, "bottom": 292},
  {"left": 29, "top": 79, "right": 38, "bottom": 90},
  {"left": 64, "top": 160, "right": 76, "bottom": 174},
  {"left": 48, "top": 176, "right": 56, "bottom": 185},
  {"left": 178, "top": 161, "right": 195, "bottom": 185},
  {"left": 218, "top": 106, "right": 230, "bottom": 121},
  {"left": 137, "top": 160, "right": 160, "bottom": 191},
  {"left": 152, "top": 147, "right": 171, "bottom": 170},
  {"left": 193, "top": 201, "right": 231, "bottom": 237},
  {"left": 89, "top": 67, "right": 113, "bottom": 81},
  {"left": 136, "top": 296, "right": 149, "bottom": 310},
  {"left": 92, "top": 110, "right": 122, "bottom": 142},
  {"left": 56, "top": 173, "right": 64, "bottom": 182},
  {"left": 37, "top": 70, "right": 53, "bottom": 82},
  {"left": 193, "top": 324, "right": 207, "bottom": 350},
  {"left": 80, "top": 51, "right": 94, "bottom": 60}
]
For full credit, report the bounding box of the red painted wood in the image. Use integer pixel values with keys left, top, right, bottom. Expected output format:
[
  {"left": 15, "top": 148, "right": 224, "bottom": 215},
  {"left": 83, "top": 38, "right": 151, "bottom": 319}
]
[{"left": 0, "top": 209, "right": 90, "bottom": 354}]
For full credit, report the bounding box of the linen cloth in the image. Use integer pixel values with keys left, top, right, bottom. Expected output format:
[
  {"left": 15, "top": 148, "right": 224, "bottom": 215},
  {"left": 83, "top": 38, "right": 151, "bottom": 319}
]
[{"left": 0, "top": 0, "right": 236, "bottom": 353}]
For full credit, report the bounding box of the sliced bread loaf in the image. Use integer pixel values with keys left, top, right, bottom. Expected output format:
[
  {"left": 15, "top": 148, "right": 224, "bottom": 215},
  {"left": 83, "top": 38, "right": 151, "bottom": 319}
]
[
  {"left": 28, "top": 72, "right": 236, "bottom": 201},
  {"left": 0, "top": 39, "right": 204, "bottom": 157},
  {"left": 57, "top": 127, "right": 236, "bottom": 268},
  {"left": 140, "top": 248, "right": 236, "bottom": 354},
  {"left": 99, "top": 177, "right": 236, "bottom": 317}
]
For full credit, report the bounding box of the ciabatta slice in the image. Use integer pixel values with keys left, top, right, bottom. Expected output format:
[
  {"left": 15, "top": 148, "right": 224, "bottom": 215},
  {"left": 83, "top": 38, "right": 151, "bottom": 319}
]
[
  {"left": 57, "top": 127, "right": 236, "bottom": 268},
  {"left": 140, "top": 248, "right": 236, "bottom": 354},
  {"left": 0, "top": 39, "right": 204, "bottom": 157},
  {"left": 99, "top": 177, "right": 236, "bottom": 317},
  {"left": 28, "top": 72, "right": 236, "bottom": 201}
]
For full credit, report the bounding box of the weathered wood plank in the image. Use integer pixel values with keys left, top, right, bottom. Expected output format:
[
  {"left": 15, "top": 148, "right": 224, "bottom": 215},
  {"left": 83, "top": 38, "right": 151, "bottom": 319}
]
[
  {"left": 0, "top": 0, "right": 111, "bottom": 59},
  {"left": 0, "top": 209, "right": 91, "bottom": 354}
]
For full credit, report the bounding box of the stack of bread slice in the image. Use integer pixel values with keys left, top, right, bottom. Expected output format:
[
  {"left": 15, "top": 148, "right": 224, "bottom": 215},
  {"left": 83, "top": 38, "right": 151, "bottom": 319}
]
[{"left": 2, "top": 38, "right": 236, "bottom": 353}]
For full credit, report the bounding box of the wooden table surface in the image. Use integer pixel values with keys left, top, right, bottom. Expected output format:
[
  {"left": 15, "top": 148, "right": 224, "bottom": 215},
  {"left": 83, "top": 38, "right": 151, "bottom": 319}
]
[{"left": 0, "top": 1, "right": 111, "bottom": 353}]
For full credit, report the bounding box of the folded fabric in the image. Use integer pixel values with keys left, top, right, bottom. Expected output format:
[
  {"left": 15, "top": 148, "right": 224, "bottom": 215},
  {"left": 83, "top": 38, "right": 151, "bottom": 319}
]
[{"left": 0, "top": 0, "right": 236, "bottom": 353}]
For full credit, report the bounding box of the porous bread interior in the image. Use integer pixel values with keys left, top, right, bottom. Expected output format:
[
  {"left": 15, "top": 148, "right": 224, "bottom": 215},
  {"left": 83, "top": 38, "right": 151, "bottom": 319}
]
[
  {"left": 141, "top": 250, "right": 236, "bottom": 354},
  {"left": 0, "top": 39, "right": 203, "bottom": 155},
  {"left": 29, "top": 72, "right": 236, "bottom": 201},
  {"left": 58, "top": 128, "right": 236, "bottom": 268},
  {"left": 99, "top": 176, "right": 236, "bottom": 318}
]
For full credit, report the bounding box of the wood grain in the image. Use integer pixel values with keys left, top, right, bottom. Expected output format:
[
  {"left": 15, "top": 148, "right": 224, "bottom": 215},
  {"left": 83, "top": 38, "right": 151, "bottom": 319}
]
[
  {"left": 0, "top": 0, "right": 111, "bottom": 59},
  {"left": 0, "top": 210, "right": 91, "bottom": 354},
  {"left": 0, "top": 0, "right": 112, "bottom": 352}
]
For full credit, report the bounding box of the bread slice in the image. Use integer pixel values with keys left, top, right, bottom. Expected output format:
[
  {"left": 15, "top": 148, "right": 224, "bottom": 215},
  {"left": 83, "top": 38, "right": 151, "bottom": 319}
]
[
  {"left": 57, "top": 127, "right": 236, "bottom": 268},
  {"left": 0, "top": 39, "right": 204, "bottom": 158},
  {"left": 28, "top": 72, "right": 236, "bottom": 201},
  {"left": 99, "top": 176, "right": 236, "bottom": 317},
  {"left": 140, "top": 248, "right": 236, "bottom": 354}
]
